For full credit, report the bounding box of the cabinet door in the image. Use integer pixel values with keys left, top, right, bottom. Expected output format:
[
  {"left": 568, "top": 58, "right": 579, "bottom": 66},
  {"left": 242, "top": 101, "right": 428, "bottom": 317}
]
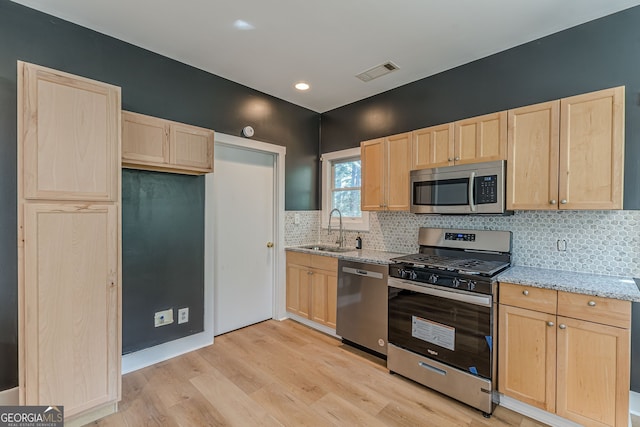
[
  {"left": 556, "top": 316, "right": 630, "bottom": 427},
  {"left": 386, "top": 132, "right": 411, "bottom": 211},
  {"left": 310, "top": 268, "right": 337, "bottom": 328},
  {"left": 361, "top": 138, "right": 386, "bottom": 211},
  {"left": 171, "top": 123, "right": 214, "bottom": 172},
  {"left": 20, "top": 62, "right": 120, "bottom": 201},
  {"left": 23, "top": 204, "right": 120, "bottom": 417},
  {"left": 454, "top": 111, "right": 507, "bottom": 165},
  {"left": 286, "top": 263, "right": 310, "bottom": 318},
  {"left": 507, "top": 101, "right": 560, "bottom": 210},
  {"left": 559, "top": 87, "right": 624, "bottom": 210},
  {"left": 122, "top": 111, "right": 170, "bottom": 166},
  {"left": 412, "top": 124, "right": 454, "bottom": 169},
  {"left": 498, "top": 305, "right": 556, "bottom": 412}
]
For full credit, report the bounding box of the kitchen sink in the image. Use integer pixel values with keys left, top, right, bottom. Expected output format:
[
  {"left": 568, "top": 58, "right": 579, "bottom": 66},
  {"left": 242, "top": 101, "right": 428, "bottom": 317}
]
[{"left": 299, "top": 244, "right": 355, "bottom": 253}]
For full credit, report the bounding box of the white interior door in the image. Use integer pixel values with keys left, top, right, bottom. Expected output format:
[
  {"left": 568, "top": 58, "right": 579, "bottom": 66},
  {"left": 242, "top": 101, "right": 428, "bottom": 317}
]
[{"left": 212, "top": 144, "right": 275, "bottom": 335}]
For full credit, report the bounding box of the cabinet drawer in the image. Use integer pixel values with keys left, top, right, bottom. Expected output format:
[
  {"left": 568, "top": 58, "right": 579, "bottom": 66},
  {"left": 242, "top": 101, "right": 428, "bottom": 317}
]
[
  {"left": 500, "top": 282, "right": 557, "bottom": 314},
  {"left": 310, "top": 254, "right": 338, "bottom": 271},
  {"left": 287, "top": 251, "right": 311, "bottom": 267},
  {"left": 558, "top": 291, "right": 630, "bottom": 328}
]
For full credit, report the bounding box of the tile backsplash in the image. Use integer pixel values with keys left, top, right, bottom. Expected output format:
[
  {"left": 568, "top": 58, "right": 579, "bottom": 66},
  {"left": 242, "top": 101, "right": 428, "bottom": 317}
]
[{"left": 285, "top": 210, "right": 640, "bottom": 278}]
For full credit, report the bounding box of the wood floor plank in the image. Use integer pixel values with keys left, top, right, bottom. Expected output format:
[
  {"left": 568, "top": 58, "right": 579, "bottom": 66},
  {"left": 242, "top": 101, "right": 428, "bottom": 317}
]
[
  {"left": 91, "top": 320, "right": 548, "bottom": 427},
  {"left": 310, "top": 392, "right": 388, "bottom": 427},
  {"left": 190, "top": 367, "right": 283, "bottom": 426},
  {"left": 250, "top": 382, "right": 334, "bottom": 427}
]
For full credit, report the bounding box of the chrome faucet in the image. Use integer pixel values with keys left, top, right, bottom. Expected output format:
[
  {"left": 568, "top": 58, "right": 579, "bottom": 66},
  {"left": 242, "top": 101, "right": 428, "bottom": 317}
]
[{"left": 328, "top": 208, "right": 344, "bottom": 248}]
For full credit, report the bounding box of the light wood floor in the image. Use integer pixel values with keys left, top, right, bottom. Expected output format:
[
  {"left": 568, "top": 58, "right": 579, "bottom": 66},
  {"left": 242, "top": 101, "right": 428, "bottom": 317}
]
[{"left": 93, "top": 319, "right": 548, "bottom": 427}]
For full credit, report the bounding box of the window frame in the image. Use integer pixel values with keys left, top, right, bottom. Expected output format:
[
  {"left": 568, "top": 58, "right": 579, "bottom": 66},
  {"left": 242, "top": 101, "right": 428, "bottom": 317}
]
[{"left": 321, "top": 147, "right": 369, "bottom": 231}]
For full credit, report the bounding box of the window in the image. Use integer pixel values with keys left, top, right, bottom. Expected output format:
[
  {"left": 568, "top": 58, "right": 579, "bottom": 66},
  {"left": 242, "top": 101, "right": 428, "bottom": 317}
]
[{"left": 321, "top": 147, "right": 369, "bottom": 231}]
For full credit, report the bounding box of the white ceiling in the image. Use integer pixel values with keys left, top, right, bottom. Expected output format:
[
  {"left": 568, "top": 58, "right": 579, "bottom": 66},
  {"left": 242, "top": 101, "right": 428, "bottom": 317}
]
[{"left": 11, "top": 0, "right": 640, "bottom": 113}]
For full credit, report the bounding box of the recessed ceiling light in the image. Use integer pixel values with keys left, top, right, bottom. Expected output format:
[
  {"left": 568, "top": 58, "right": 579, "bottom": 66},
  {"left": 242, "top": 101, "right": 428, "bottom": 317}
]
[
  {"left": 233, "top": 19, "right": 254, "bottom": 30},
  {"left": 295, "top": 82, "right": 310, "bottom": 91}
]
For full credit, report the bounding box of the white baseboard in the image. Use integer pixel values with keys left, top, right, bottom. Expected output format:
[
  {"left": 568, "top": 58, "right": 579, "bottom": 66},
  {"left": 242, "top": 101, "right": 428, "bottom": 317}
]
[
  {"left": 122, "top": 330, "right": 214, "bottom": 374},
  {"left": 499, "top": 395, "right": 582, "bottom": 427},
  {"left": 631, "top": 391, "right": 640, "bottom": 416},
  {"left": 0, "top": 387, "right": 18, "bottom": 405},
  {"left": 285, "top": 313, "right": 340, "bottom": 339}
]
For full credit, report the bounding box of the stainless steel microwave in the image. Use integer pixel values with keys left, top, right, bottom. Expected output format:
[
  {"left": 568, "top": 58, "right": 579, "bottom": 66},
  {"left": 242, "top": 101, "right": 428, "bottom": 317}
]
[{"left": 410, "top": 160, "right": 507, "bottom": 214}]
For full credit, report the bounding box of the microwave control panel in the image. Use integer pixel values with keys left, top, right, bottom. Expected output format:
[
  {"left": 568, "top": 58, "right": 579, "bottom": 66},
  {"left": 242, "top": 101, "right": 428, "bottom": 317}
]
[{"left": 475, "top": 175, "right": 498, "bottom": 204}]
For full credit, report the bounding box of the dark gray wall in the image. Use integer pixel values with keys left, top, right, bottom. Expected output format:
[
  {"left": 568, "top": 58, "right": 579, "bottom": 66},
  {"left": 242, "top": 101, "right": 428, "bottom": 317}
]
[
  {"left": 321, "top": 6, "right": 640, "bottom": 210},
  {"left": 0, "top": 0, "right": 319, "bottom": 390},
  {"left": 122, "top": 171, "right": 205, "bottom": 354},
  {"left": 321, "top": 6, "right": 640, "bottom": 391}
]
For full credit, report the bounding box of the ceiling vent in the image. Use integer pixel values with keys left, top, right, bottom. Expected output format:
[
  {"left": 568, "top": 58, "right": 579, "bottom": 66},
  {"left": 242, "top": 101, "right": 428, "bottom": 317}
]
[{"left": 355, "top": 61, "right": 400, "bottom": 82}]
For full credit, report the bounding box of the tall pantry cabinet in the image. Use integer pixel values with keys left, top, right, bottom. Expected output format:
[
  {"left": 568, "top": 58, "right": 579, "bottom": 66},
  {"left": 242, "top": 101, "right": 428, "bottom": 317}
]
[{"left": 17, "top": 62, "right": 122, "bottom": 423}]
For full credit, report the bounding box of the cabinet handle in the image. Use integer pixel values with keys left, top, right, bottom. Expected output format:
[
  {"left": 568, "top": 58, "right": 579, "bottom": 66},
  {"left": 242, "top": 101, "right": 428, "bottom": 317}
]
[
  {"left": 559, "top": 324, "right": 566, "bottom": 329},
  {"left": 448, "top": 158, "right": 453, "bottom": 162},
  {"left": 454, "top": 156, "right": 460, "bottom": 161},
  {"left": 307, "top": 271, "right": 313, "bottom": 275},
  {"left": 588, "top": 301, "right": 596, "bottom": 307},
  {"left": 560, "top": 199, "right": 567, "bottom": 204},
  {"left": 550, "top": 200, "right": 557, "bottom": 205},
  {"left": 522, "top": 290, "right": 529, "bottom": 296},
  {"left": 547, "top": 321, "right": 554, "bottom": 327}
]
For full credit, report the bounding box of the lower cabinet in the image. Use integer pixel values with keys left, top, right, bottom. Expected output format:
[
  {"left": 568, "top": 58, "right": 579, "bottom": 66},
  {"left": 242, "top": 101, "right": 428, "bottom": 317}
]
[
  {"left": 286, "top": 252, "right": 337, "bottom": 329},
  {"left": 498, "top": 282, "right": 630, "bottom": 427}
]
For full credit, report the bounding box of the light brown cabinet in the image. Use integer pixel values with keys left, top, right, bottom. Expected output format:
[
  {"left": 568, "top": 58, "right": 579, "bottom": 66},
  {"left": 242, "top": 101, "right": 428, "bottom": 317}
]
[
  {"left": 411, "top": 123, "right": 454, "bottom": 169},
  {"left": 498, "top": 282, "right": 630, "bottom": 427},
  {"left": 18, "top": 61, "right": 121, "bottom": 423},
  {"left": 361, "top": 132, "right": 411, "bottom": 211},
  {"left": 286, "top": 252, "right": 337, "bottom": 329},
  {"left": 507, "top": 87, "right": 624, "bottom": 210},
  {"left": 454, "top": 111, "right": 507, "bottom": 165},
  {"left": 411, "top": 112, "right": 506, "bottom": 170},
  {"left": 122, "top": 111, "right": 214, "bottom": 175}
]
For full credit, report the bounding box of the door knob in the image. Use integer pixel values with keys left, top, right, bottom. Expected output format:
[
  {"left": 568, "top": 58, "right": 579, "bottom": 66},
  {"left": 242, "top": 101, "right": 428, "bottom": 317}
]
[{"left": 266, "top": 242, "right": 274, "bottom": 248}]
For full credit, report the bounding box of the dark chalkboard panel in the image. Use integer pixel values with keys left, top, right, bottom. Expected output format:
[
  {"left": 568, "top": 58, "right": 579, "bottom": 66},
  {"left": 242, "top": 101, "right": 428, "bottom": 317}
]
[{"left": 122, "top": 169, "right": 205, "bottom": 353}]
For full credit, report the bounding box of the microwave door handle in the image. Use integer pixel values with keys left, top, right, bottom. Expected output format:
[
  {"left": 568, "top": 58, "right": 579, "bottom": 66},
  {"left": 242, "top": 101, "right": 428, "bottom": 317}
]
[{"left": 468, "top": 171, "right": 477, "bottom": 212}]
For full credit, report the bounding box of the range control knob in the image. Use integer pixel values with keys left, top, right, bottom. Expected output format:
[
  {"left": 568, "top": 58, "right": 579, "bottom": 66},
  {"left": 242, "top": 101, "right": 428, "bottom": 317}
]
[
  {"left": 452, "top": 278, "right": 461, "bottom": 288},
  {"left": 409, "top": 270, "right": 417, "bottom": 280},
  {"left": 467, "top": 281, "right": 476, "bottom": 291},
  {"left": 428, "top": 274, "right": 439, "bottom": 284}
]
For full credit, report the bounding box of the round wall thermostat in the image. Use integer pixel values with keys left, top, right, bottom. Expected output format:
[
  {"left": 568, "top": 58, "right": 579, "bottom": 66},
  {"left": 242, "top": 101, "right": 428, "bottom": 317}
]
[{"left": 242, "top": 126, "right": 254, "bottom": 137}]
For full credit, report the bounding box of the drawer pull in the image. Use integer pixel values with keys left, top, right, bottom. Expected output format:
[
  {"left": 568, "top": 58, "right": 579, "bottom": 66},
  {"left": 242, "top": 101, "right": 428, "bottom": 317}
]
[
  {"left": 547, "top": 321, "right": 554, "bottom": 327},
  {"left": 559, "top": 324, "right": 566, "bottom": 329},
  {"left": 587, "top": 301, "right": 596, "bottom": 307},
  {"left": 522, "top": 290, "right": 529, "bottom": 296}
]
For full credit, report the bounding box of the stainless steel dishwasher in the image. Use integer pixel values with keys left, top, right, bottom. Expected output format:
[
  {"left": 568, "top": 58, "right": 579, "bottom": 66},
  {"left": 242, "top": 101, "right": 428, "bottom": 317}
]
[{"left": 337, "top": 259, "right": 388, "bottom": 356}]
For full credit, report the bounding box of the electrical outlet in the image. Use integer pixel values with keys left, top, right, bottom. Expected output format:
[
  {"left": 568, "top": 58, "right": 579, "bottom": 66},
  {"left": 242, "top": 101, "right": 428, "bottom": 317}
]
[
  {"left": 154, "top": 309, "right": 174, "bottom": 327},
  {"left": 178, "top": 307, "right": 189, "bottom": 324},
  {"left": 294, "top": 213, "right": 300, "bottom": 225}
]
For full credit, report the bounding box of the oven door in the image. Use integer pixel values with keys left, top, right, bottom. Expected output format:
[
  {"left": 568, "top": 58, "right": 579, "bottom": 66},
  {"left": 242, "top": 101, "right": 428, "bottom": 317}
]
[{"left": 388, "top": 277, "right": 493, "bottom": 379}]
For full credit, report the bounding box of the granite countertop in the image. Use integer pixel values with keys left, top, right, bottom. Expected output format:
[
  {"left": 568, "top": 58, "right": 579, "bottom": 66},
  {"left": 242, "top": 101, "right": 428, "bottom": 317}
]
[
  {"left": 497, "top": 265, "right": 640, "bottom": 302},
  {"left": 285, "top": 245, "right": 407, "bottom": 265}
]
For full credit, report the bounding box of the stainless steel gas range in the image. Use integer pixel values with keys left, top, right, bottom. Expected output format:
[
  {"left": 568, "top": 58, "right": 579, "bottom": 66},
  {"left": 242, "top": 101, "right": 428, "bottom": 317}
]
[{"left": 387, "top": 227, "right": 512, "bottom": 417}]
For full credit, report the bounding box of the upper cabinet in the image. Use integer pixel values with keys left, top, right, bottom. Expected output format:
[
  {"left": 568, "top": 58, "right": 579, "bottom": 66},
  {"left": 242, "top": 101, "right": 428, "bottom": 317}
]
[
  {"left": 508, "top": 87, "right": 624, "bottom": 210},
  {"left": 412, "top": 112, "right": 507, "bottom": 170},
  {"left": 454, "top": 111, "right": 508, "bottom": 166},
  {"left": 20, "top": 62, "right": 120, "bottom": 202},
  {"left": 412, "top": 123, "right": 454, "bottom": 169},
  {"left": 560, "top": 87, "right": 624, "bottom": 210},
  {"left": 361, "top": 132, "right": 411, "bottom": 211},
  {"left": 122, "top": 111, "right": 214, "bottom": 175}
]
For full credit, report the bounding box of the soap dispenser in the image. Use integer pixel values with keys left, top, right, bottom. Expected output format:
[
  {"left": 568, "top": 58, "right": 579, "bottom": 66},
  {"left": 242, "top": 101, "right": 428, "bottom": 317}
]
[{"left": 355, "top": 235, "right": 362, "bottom": 250}]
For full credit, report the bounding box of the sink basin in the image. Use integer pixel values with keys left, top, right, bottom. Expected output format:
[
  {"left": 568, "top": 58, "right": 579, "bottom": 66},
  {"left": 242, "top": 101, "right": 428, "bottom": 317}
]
[{"left": 299, "top": 244, "right": 354, "bottom": 253}]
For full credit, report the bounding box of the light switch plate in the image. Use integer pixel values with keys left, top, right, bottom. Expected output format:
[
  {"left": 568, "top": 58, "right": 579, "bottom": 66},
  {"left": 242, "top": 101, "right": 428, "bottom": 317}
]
[{"left": 178, "top": 307, "right": 189, "bottom": 324}]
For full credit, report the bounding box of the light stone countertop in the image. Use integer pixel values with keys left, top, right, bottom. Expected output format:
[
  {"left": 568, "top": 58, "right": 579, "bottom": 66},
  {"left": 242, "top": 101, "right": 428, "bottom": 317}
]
[
  {"left": 285, "top": 246, "right": 407, "bottom": 265},
  {"left": 496, "top": 265, "right": 640, "bottom": 302}
]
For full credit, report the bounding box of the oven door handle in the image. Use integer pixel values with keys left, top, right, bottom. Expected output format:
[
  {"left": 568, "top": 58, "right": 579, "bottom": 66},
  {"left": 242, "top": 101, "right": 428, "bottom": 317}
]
[
  {"left": 388, "top": 278, "right": 492, "bottom": 307},
  {"left": 468, "top": 171, "right": 477, "bottom": 212}
]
